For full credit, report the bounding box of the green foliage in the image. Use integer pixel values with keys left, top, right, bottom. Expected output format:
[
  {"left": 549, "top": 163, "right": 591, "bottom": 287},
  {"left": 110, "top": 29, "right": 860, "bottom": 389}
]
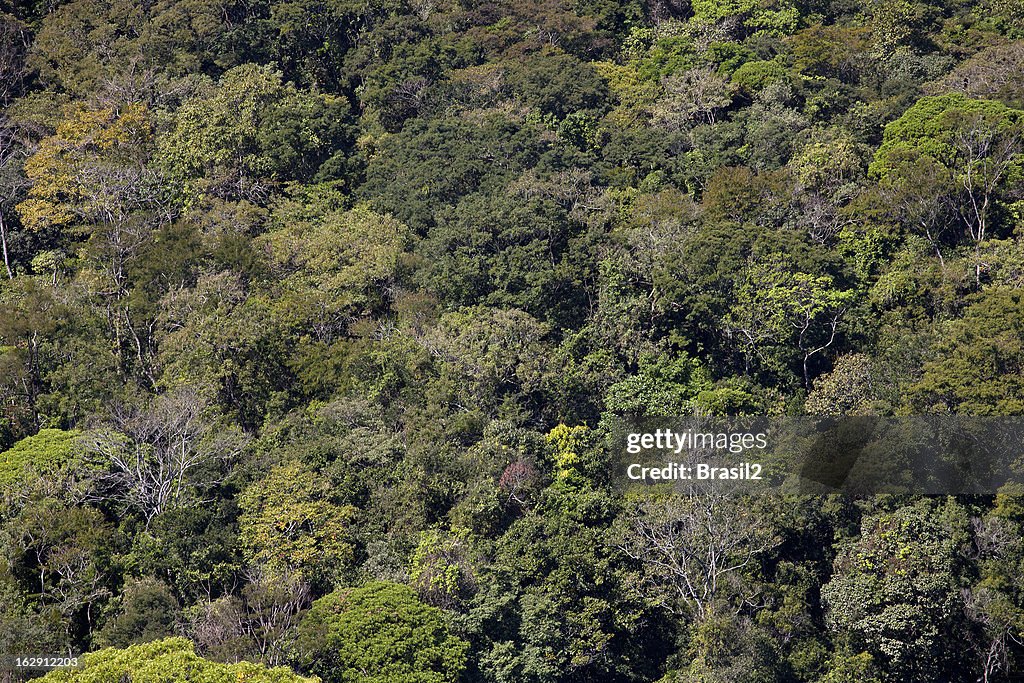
[
  {"left": 726, "top": 255, "right": 855, "bottom": 388},
  {"left": 296, "top": 581, "right": 469, "bottom": 683},
  {"left": 425, "top": 306, "right": 550, "bottom": 413},
  {"left": 822, "top": 499, "right": 972, "bottom": 681},
  {"left": 409, "top": 527, "right": 475, "bottom": 609},
  {"left": 605, "top": 353, "right": 711, "bottom": 417},
  {"left": 239, "top": 461, "right": 356, "bottom": 586},
  {"left": 94, "top": 577, "right": 179, "bottom": 648},
  {"left": 509, "top": 51, "right": 611, "bottom": 119},
  {"left": 0, "top": 428, "right": 80, "bottom": 489},
  {"left": 38, "top": 637, "right": 316, "bottom": 682},
  {"left": 909, "top": 287, "right": 1024, "bottom": 414},
  {"left": 871, "top": 94, "right": 1024, "bottom": 180},
  {"left": 817, "top": 650, "right": 882, "bottom": 683},
  {"left": 731, "top": 58, "right": 790, "bottom": 95},
  {"left": 5, "top": 0, "right": 1024, "bottom": 681},
  {"left": 691, "top": 0, "right": 800, "bottom": 35},
  {"left": 158, "top": 64, "right": 354, "bottom": 201},
  {"left": 263, "top": 200, "right": 411, "bottom": 335},
  {"left": 470, "top": 502, "right": 646, "bottom": 683}
]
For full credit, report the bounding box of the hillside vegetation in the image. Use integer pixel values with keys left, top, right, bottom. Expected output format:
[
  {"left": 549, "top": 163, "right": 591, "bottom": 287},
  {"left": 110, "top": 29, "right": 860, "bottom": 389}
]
[{"left": 1, "top": 0, "right": 1023, "bottom": 681}]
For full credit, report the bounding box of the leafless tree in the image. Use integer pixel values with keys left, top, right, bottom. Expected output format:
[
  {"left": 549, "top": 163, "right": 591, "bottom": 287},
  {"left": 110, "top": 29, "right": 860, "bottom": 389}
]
[
  {"left": 645, "top": 0, "right": 691, "bottom": 23},
  {"left": 652, "top": 66, "right": 736, "bottom": 130},
  {"left": 964, "top": 586, "right": 1018, "bottom": 683},
  {"left": 498, "top": 456, "right": 538, "bottom": 505},
  {"left": 927, "top": 42, "right": 1024, "bottom": 102},
  {"left": 81, "top": 387, "right": 248, "bottom": 526},
  {"left": 964, "top": 516, "right": 1024, "bottom": 683},
  {"left": 618, "top": 492, "right": 777, "bottom": 620},
  {"left": 238, "top": 566, "right": 312, "bottom": 666},
  {"left": 616, "top": 439, "right": 778, "bottom": 621},
  {"left": 189, "top": 567, "right": 311, "bottom": 666},
  {"left": 951, "top": 118, "right": 1021, "bottom": 282}
]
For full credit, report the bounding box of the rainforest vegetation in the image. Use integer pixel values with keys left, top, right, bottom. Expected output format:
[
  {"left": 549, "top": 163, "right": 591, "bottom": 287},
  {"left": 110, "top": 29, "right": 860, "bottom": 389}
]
[{"left": 1, "top": 0, "right": 1024, "bottom": 680}]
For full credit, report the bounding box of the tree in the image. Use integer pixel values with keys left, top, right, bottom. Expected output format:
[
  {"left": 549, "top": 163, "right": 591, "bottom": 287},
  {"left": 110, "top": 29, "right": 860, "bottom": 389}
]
[
  {"left": 604, "top": 352, "right": 712, "bottom": 417},
  {"left": 28, "top": 0, "right": 239, "bottom": 100},
  {"left": 125, "top": 502, "right": 243, "bottom": 604},
  {"left": 0, "top": 277, "right": 68, "bottom": 434},
  {"left": 157, "top": 64, "right": 353, "bottom": 202},
  {"left": 928, "top": 42, "right": 1024, "bottom": 108},
  {"left": 470, "top": 502, "right": 649, "bottom": 683},
  {"left": 964, "top": 492, "right": 1024, "bottom": 682},
  {"left": 188, "top": 566, "right": 311, "bottom": 666},
  {"left": 421, "top": 306, "right": 550, "bottom": 414},
  {"left": 690, "top": 0, "right": 799, "bottom": 35},
  {"left": 725, "top": 255, "right": 853, "bottom": 389},
  {"left": 358, "top": 117, "right": 546, "bottom": 233},
  {"left": 153, "top": 270, "right": 293, "bottom": 429},
  {"left": 817, "top": 650, "right": 882, "bottom": 683},
  {"left": 0, "top": 13, "right": 29, "bottom": 104},
  {"left": 0, "top": 428, "right": 99, "bottom": 521},
  {"left": 81, "top": 387, "right": 247, "bottom": 525},
  {"left": 908, "top": 287, "right": 1024, "bottom": 414},
  {"left": 37, "top": 637, "right": 317, "bottom": 682},
  {"left": 94, "top": 577, "right": 180, "bottom": 648},
  {"left": 8, "top": 498, "right": 115, "bottom": 640},
  {"left": 417, "top": 191, "right": 584, "bottom": 323},
  {"left": 17, "top": 103, "right": 160, "bottom": 236},
  {"left": 409, "top": 527, "right": 476, "bottom": 610},
  {"left": 238, "top": 461, "right": 356, "bottom": 587},
  {"left": 508, "top": 51, "right": 610, "bottom": 119},
  {"left": 789, "top": 132, "right": 864, "bottom": 244},
  {"left": 14, "top": 103, "right": 171, "bottom": 384},
  {"left": 296, "top": 581, "right": 469, "bottom": 683},
  {"left": 859, "top": 0, "right": 939, "bottom": 53},
  {"left": 651, "top": 67, "right": 736, "bottom": 130},
  {"left": 871, "top": 94, "right": 1024, "bottom": 281},
  {"left": 0, "top": 428, "right": 81, "bottom": 491},
  {"left": 262, "top": 200, "right": 411, "bottom": 344},
  {"left": 821, "top": 499, "right": 972, "bottom": 682},
  {"left": 0, "top": 116, "right": 33, "bottom": 279},
  {"left": 0, "top": 562, "right": 69, "bottom": 672},
  {"left": 805, "top": 354, "right": 883, "bottom": 415},
  {"left": 616, "top": 489, "right": 778, "bottom": 622},
  {"left": 984, "top": 0, "right": 1023, "bottom": 38}
]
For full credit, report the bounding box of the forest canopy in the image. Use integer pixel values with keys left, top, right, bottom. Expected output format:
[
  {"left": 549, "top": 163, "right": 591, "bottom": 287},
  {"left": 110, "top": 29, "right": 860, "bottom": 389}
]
[{"left": 0, "top": 0, "right": 1023, "bottom": 681}]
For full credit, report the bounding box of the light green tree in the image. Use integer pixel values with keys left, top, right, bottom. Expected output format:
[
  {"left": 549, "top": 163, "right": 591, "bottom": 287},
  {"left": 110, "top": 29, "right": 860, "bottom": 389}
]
[
  {"left": 296, "top": 581, "right": 469, "bottom": 683},
  {"left": 871, "top": 94, "right": 1024, "bottom": 279},
  {"left": 38, "top": 637, "right": 317, "bottom": 682},
  {"left": 691, "top": 0, "right": 799, "bottom": 35},
  {"left": 726, "top": 256, "right": 854, "bottom": 389},
  {"left": 157, "top": 64, "right": 352, "bottom": 202},
  {"left": 261, "top": 200, "right": 411, "bottom": 342},
  {"left": 239, "top": 461, "right": 356, "bottom": 587}
]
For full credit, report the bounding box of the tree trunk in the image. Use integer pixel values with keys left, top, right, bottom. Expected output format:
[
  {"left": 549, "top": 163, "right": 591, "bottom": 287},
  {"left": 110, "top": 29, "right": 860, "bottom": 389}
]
[{"left": 0, "top": 210, "right": 12, "bottom": 279}]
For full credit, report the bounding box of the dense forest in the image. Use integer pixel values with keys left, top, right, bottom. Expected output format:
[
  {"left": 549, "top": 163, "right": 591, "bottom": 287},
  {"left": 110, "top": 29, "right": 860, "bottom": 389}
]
[{"left": 0, "top": 0, "right": 1023, "bottom": 680}]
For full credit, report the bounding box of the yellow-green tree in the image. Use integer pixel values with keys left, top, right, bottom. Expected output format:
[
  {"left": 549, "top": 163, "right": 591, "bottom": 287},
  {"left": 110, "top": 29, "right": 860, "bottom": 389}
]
[
  {"left": 17, "top": 103, "right": 155, "bottom": 235},
  {"left": 39, "top": 637, "right": 317, "bottom": 683},
  {"left": 239, "top": 461, "right": 356, "bottom": 587}
]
